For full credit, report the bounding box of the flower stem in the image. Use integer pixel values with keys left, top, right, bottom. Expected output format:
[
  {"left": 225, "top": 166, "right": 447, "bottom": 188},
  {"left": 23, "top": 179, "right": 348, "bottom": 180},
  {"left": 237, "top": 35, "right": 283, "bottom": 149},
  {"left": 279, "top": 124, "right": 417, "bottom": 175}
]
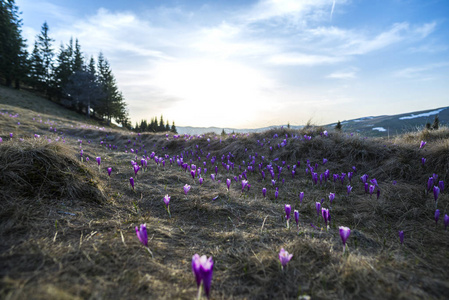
[
  {"left": 146, "top": 247, "right": 154, "bottom": 258},
  {"left": 197, "top": 284, "right": 203, "bottom": 300}
]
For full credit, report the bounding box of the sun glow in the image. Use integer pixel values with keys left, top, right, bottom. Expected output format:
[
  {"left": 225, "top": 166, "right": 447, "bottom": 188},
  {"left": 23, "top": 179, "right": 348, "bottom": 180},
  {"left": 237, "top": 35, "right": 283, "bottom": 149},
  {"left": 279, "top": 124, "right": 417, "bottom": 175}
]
[{"left": 149, "top": 59, "right": 278, "bottom": 128}]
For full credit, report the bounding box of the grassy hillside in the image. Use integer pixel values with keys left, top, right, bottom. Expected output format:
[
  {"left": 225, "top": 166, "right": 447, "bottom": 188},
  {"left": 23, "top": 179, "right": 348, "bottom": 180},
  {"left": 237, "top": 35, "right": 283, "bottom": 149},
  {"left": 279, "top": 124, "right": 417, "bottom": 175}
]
[{"left": 1, "top": 86, "right": 449, "bottom": 299}]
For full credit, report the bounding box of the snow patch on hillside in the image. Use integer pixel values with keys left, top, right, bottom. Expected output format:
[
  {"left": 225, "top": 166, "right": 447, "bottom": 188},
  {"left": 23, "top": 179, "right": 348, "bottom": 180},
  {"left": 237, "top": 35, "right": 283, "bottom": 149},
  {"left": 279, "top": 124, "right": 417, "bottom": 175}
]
[
  {"left": 372, "top": 127, "right": 387, "bottom": 132},
  {"left": 399, "top": 108, "right": 446, "bottom": 120}
]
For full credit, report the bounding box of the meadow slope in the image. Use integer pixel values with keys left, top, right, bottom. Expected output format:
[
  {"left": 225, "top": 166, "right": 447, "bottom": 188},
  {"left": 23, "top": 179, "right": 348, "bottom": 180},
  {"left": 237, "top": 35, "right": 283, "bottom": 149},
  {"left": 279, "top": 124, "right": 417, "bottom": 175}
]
[{"left": 1, "top": 86, "right": 449, "bottom": 300}]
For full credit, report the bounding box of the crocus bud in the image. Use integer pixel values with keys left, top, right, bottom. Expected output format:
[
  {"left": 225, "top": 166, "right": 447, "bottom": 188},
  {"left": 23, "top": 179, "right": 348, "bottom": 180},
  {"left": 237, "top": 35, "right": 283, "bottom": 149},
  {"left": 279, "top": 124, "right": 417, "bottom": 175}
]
[
  {"left": 107, "top": 167, "right": 112, "bottom": 176},
  {"left": 284, "top": 204, "right": 291, "bottom": 221},
  {"left": 398, "top": 230, "right": 404, "bottom": 245},
  {"left": 163, "top": 194, "right": 170, "bottom": 207},
  {"left": 299, "top": 192, "right": 304, "bottom": 204},
  {"left": 262, "top": 187, "right": 267, "bottom": 198},
  {"left": 130, "top": 177, "right": 135, "bottom": 190},
  {"left": 435, "top": 209, "right": 440, "bottom": 225},
  {"left": 329, "top": 193, "right": 335, "bottom": 204},
  {"left": 135, "top": 224, "right": 148, "bottom": 247},
  {"left": 315, "top": 202, "right": 321, "bottom": 217},
  {"left": 339, "top": 226, "right": 351, "bottom": 252},
  {"left": 294, "top": 210, "right": 299, "bottom": 228}
]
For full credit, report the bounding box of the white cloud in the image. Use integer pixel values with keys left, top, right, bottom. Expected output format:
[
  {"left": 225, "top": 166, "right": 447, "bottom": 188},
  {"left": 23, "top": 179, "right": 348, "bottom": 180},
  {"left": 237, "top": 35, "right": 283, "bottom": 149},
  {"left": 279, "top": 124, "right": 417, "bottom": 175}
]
[
  {"left": 393, "top": 62, "right": 449, "bottom": 79},
  {"left": 326, "top": 67, "right": 358, "bottom": 79},
  {"left": 268, "top": 53, "right": 345, "bottom": 65}
]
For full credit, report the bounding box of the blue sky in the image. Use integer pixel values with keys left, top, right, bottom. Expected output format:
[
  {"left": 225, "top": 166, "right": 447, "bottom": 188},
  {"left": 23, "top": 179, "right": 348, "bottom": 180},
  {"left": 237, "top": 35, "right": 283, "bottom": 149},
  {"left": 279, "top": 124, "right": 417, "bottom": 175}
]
[{"left": 16, "top": 0, "right": 449, "bottom": 128}]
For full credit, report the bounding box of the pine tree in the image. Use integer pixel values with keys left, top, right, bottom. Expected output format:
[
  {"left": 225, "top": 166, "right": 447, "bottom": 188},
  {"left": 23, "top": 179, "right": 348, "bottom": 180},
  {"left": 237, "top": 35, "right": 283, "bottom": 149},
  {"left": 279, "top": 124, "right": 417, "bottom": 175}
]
[
  {"left": 432, "top": 115, "right": 439, "bottom": 130},
  {"left": 221, "top": 129, "right": 226, "bottom": 136},
  {"left": 72, "top": 38, "right": 83, "bottom": 71},
  {"left": 0, "top": 0, "right": 28, "bottom": 88},
  {"left": 159, "top": 115, "right": 164, "bottom": 132},
  {"left": 170, "top": 121, "right": 177, "bottom": 134},
  {"left": 335, "top": 121, "right": 342, "bottom": 131},
  {"left": 28, "top": 41, "right": 44, "bottom": 89},
  {"left": 165, "top": 120, "right": 170, "bottom": 131},
  {"left": 35, "top": 21, "right": 54, "bottom": 94},
  {"left": 96, "top": 52, "right": 120, "bottom": 124},
  {"left": 53, "top": 43, "right": 73, "bottom": 100}
]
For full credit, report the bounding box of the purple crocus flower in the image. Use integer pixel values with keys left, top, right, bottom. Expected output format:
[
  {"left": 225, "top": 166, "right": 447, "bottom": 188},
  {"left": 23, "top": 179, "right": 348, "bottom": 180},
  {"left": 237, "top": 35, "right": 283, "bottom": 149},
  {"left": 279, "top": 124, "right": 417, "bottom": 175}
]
[
  {"left": 427, "top": 177, "right": 434, "bottom": 192},
  {"left": 421, "top": 157, "right": 426, "bottom": 166},
  {"left": 192, "top": 254, "right": 202, "bottom": 288},
  {"left": 107, "top": 167, "right": 112, "bottom": 176},
  {"left": 369, "top": 185, "right": 375, "bottom": 196},
  {"left": 339, "top": 226, "right": 351, "bottom": 253},
  {"left": 199, "top": 177, "right": 204, "bottom": 185},
  {"left": 323, "top": 158, "right": 328, "bottom": 165},
  {"left": 190, "top": 169, "right": 196, "bottom": 179},
  {"left": 274, "top": 190, "right": 279, "bottom": 200},
  {"left": 321, "top": 208, "right": 329, "bottom": 228},
  {"left": 184, "top": 184, "right": 191, "bottom": 195},
  {"left": 435, "top": 209, "right": 440, "bottom": 225},
  {"left": 210, "top": 174, "right": 215, "bottom": 181},
  {"left": 398, "top": 230, "right": 404, "bottom": 245},
  {"left": 9, "top": 133, "right": 13, "bottom": 138},
  {"left": 96, "top": 156, "right": 101, "bottom": 166},
  {"left": 191, "top": 254, "right": 214, "bottom": 299},
  {"left": 434, "top": 186, "right": 440, "bottom": 204},
  {"left": 163, "top": 194, "right": 170, "bottom": 207},
  {"left": 241, "top": 180, "right": 248, "bottom": 192},
  {"left": 135, "top": 224, "right": 148, "bottom": 247},
  {"left": 294, "top": 210, "right": 299, "bottom": 228},
  {"left": 438, "top": 180, "right": 444, "bottom": 193},
  {"left": 130, "top": 177, "right": 135, "bottom": 190},
  {"left": 360, "top": 174, "right": 368, "bottom": 184},
  {"left": 226, "top": 178, "right": 231, "bottom": 190},
  {"left": 285, "top": 204, "right": 291, "bottom": 221},
  {"left": 262, "top": 187, "right": 267, "bottom": 198},
  {"left": 329, "top": 193, "right": 335, "bottom": 204},
  {"left": 134, "top": 164, "right": 140, "bottom": 176},
  {"left": 420, "top": 141, "right": 426, "bottom": 149},
  {"left": 444, "top": 214, "right": 449, "bottom": 230},
  {"left": 299, "top": 192, "right": 304, "bottom": 204},
  {"left": 315, "top": 202, "right": 321, "bottom": 217},
  {"left": 377, "top": 189, "right": 381, "bottom": 199},
  {"left": 347, "top": 185, "right": 353, "bottom": 196},
  {"left": 279, "top": 248, "right": 293, "bottom": 270}
]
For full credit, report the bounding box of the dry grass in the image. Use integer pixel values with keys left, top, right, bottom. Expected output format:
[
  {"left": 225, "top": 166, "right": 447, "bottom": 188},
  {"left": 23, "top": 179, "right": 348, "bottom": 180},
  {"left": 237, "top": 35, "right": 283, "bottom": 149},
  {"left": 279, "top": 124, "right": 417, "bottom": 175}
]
[{"left": 1, "top": 87, "right": 449, "bottom": 299}]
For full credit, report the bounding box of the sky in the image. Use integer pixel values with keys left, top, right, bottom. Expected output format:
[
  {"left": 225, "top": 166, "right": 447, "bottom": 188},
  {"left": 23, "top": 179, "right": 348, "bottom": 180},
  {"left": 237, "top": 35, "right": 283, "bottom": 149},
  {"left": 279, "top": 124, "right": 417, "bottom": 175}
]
[{"left": 16, "top": 0, "right": 449, "bottom": 129}]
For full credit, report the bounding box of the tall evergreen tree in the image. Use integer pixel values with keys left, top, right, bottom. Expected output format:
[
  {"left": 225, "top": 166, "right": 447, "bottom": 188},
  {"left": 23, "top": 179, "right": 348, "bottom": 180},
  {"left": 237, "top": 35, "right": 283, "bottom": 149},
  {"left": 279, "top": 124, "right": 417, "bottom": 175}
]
[
  {"left": 53, "top": 43, "right": 72, "bottom": 100},
  {"left": 170, "top": 121, "right": 177, "bottom": 134},
  {"left": 159, "top": 115, "right": 164, "bottom": 131},
  {"left": 0, "top": 0, "right": 28, "bottom": 88},
  {"left": 72, "top": 38, "right": 83, "bottom": 71},
  {"left": 96, "top": 52, "right": 128, "bottom": 126},
  {"left": 165, "top": 120, "right": 170, "bottom": 131},
  {"left": 33, "top": 21, "right": 54, "bottom": 95}
]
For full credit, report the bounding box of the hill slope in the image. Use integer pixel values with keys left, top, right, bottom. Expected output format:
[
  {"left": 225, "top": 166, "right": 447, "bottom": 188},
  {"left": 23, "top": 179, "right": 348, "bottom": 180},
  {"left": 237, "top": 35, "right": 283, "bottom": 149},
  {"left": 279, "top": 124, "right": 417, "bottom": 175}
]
[{"left": 1, "top": 87, "right": 449, "bottom": 299}]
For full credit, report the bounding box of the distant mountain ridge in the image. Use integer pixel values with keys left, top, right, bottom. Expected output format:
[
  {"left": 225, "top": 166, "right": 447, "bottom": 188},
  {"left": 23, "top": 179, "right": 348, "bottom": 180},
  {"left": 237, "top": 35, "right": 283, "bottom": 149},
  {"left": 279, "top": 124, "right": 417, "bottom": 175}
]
[
  {"left": 327, "top": 106, "right": 449, "bottom": 136},
  {"left": 176, "top": 106, "right": 448, "bottom": 136}
]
